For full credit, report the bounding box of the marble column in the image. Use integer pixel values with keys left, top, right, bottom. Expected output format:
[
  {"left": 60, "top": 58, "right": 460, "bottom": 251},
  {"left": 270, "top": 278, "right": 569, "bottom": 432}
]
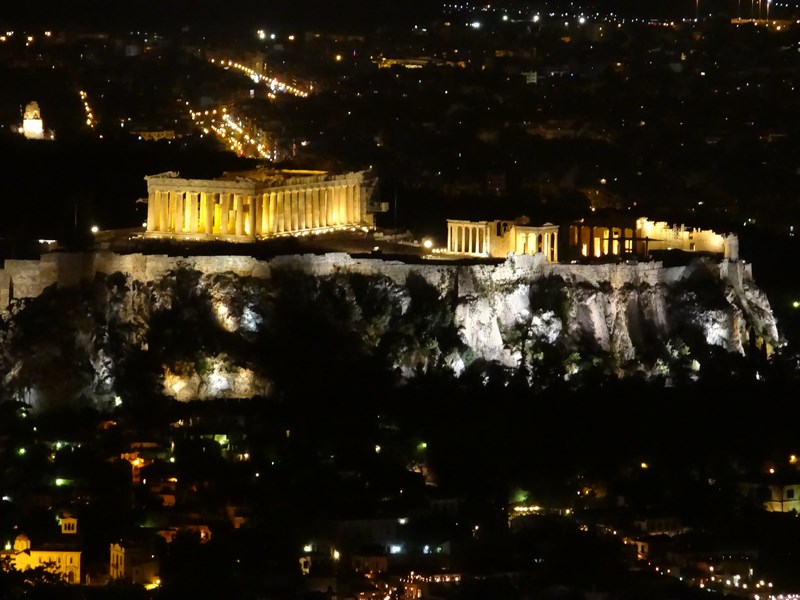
[
  {"left": 328, "top": 187, "right": 337, "bottom": 225},
  {"left": 312, "top": 188, "right": 320, "bottom": 228},
  {"left": 325, "top": 188, "right": 333, "bottom": 226},
  {"left": 339, "top": 186, "right": 347, "bottom": 224},
  {"left": 297, "top": 190, "right": 305, "bottom": 230},
  {"left": 204, "top": 193, "right": 214, "bottom": 235},
  {"left": 304, "top": 190, "right": 313, "bottom": 230},
  {"left": 284, "top": 191, "right": 293, "bottom": 232},
  {"left": 187, "top": 192, "right": 199, "bottom": 233},
  {"left": 244, "top": 195, "right": 260, "bottom": 236},
  {"left": 220, "top": 193, "right": 230, "bottom": 235},
  {"left": 353, "top": 183, "right": 361, "bottom": 224},
  {"left": 278, "top": 191, "right": 285, "bottom": 233},
  {"left": 254, "top": 195, "right": 263, "bottom": 236},
  {"left": 269, "top": 192, "right": 277, "bottom": 233},
  {"left": 259, "top": 194, "right": 268, "bottom": 234},
  {"left": 172, "top": 192, "right": 184, "bottom": 233},
  {"left": 147, "top": 191, "right": 156, "bottom": 232},
  {"left": 198, "top": 192, "right": 206, "bottom": 232},
  {"left": 346, "top": 184, "right": 354, "bottom": 224},
  {"left": 234, "top": 194, "right": 244, "bottom": 236},
  {"left": 289, "top": 190, "right": 300, "bottom": 232},
  {"left": 159, "top": 192, "right": 169, "bottom": 232}
]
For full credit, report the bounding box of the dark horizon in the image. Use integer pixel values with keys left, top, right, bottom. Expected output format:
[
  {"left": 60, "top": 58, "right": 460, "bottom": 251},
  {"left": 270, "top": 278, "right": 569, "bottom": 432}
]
[
  {"left": 0, "top": 0, "right": 442, "bottom": 31},
  {"left": 0, "top": 0, "right": 782, "bottom": 31}
]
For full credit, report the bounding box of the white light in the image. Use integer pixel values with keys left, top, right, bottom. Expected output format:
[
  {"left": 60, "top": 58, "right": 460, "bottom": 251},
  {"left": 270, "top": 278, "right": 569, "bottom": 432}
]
[
  {"left": 91, "top": 225, "right": 99, "bottom": 234},
  {"left": 471, "top": 21, "right": 482, "bottom": 28}
]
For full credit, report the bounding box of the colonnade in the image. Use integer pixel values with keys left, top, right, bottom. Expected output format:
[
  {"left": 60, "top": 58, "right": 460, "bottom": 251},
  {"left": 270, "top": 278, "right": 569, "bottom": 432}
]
[
  {"left": 447, "top": 221, "right": 490, "bottom": 256},
  {"left": 570, "top": 225, "right": 635, "bottom": 258},
  {"left": 515, "top": 228, "right": 558, "bottom": 263},
  {"left": 146, "top": 181, "right": 363, "bottom": 239},
  {"left": 447, "top": 219, "right": 561, "bottom": 261}
]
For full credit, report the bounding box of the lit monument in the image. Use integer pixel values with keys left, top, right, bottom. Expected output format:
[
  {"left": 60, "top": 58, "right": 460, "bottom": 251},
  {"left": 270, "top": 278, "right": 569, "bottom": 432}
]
[
  {"left": 144, "top": 168, "right": 382, "bottom": 242},
  {"left": 22, "top": 101, "right": 45, "bottom": 140}
]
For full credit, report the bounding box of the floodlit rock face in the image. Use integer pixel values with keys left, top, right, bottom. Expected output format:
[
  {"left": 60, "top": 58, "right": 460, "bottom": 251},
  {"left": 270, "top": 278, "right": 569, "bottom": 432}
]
[
  {"left": 452, "top": 255, "right": 779, "bottom": 376},
  {"left": 0, "top": 251, "right": 781, "bottom": 408}
]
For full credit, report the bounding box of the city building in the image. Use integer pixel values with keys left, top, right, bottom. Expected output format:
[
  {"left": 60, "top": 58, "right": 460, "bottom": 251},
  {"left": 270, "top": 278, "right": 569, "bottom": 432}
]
[
  {"left": 109, "top": 541, "right": 160, "bottom": 588},
  {"left": 1, "top": 517, "right": 81, "bottom": 584},
  {"left": 740, "top": 478, "right": 800, "bottom": 513}
]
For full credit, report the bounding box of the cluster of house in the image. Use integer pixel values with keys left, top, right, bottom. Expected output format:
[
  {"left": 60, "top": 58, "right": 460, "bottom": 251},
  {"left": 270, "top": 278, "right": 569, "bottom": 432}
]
[{"left": 2, "top": 461, "right": 797, "bottom": 591}]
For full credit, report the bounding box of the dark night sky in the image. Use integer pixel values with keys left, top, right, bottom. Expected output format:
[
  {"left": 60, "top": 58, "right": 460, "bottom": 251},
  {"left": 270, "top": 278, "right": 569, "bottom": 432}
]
[
  {"left": 1, "top": 0, "right": 444, "bottom": 31},
  {"left": 0, "top": 0, "right": 762, "bottom": 32}
]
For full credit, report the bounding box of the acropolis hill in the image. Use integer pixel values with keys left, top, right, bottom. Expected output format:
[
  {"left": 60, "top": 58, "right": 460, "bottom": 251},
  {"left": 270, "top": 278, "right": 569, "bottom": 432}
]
[
  {"left": 0, "top": 169, "right": 780, "bottom": 405},
  {"left": 0, "top": 246, "right": 778, "bottom": 404}
]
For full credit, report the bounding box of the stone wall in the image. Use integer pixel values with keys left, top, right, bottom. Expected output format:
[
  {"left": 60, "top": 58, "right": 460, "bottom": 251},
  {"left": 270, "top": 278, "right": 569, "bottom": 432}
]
[
  {"left": 0, "top": 250, "right": 777, "bottom": 389},
  {"left": 0, "top": 250, "right": 752, "bottom": 309}
]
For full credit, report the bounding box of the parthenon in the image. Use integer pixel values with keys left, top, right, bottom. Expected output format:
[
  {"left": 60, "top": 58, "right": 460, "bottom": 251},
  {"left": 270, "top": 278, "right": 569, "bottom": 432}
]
[{"left": 144, "top": 169, "right": 379, "bottom": 242}]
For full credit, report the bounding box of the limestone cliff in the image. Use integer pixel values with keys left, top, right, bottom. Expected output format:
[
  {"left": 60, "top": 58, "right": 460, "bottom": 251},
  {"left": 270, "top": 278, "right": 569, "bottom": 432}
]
[{"left": 0, "top": 251, "right": 781, "bottom": 409}]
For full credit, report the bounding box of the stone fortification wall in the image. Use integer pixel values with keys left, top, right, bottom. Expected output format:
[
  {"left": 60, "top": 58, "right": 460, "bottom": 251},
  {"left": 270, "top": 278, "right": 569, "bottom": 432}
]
[
  {"left": 0, "top": 250, "right": 777, "bottom": 387},
  {"left": 0, "top": 250, "right": 753, "bottom": 308},
  {"left": 0, "top": 259, "right": 59, "bottom": 307}
]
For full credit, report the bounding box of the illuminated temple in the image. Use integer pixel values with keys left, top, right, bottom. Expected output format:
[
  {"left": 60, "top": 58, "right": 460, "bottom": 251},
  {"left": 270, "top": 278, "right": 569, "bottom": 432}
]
[
  {"left": 446, "top": 216, "right": 739, "bottom": 262},
  {"left": 144, "top": 169, "right": 380, "bottom": 242}
]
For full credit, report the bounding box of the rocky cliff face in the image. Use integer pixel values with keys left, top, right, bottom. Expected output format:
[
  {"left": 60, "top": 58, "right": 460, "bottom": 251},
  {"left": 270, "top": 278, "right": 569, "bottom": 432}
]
[
  {"left": 455, "top": 255, "right": 778, "bottom": 378},
  {"left": 0, "top": 252, "right": 780, "bottom": 410}
]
